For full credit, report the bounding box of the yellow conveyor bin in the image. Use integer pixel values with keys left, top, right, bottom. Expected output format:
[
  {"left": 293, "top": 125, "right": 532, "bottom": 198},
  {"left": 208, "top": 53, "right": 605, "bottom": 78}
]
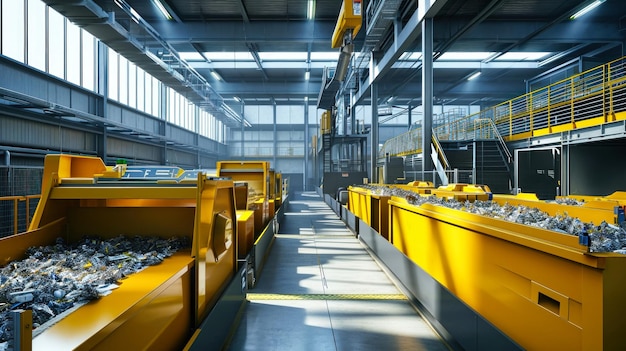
[
  {"left": 2, "top": 154, "right": 238, "bottom": 351},
  {"left": 217, "top": 161, "right": 270, "bottom": 237},
  {"left": 233, "top": 181, "right": 255, "bottom": 259},
  {"left": 347, "top": 186, "right": 390, "bottom": 240},
  {"left": 388, "top": 196, "right": 626, "bottom": 351}
]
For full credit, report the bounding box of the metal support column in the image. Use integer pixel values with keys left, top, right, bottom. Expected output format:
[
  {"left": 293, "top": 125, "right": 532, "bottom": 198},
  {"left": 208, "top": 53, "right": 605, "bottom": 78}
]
[
  {"left": 304, "top": 99, "right": 309, "bottom": 190},
  {"left": 561, "top": 143, "right": 569, "bottom": 196},
  {"left": 371, "top": 83, "right": 379, "bottom": 183},
  {"left": 273, "top": 101, "right": 277, "bottom": 167},
  {"left": 160, "top": 83, "right": 168, "bottom": 164},
  {"left": 350, "top": 96, "right": 357, "bottom": 135},
  {"left": 421, "top": 15, "right": 434, "bottom": 180},
  {"left": 407, "top": 104, "right": 412, "bottom": 130},
  {"left": 241, "top": 101, "right": 245, "bottom": 159},
  {"left": 96, "top": 41, "right": 108, "bottom": 163},
  {"left": 11, "top": 309, "right": 32, "bottom": 351}
]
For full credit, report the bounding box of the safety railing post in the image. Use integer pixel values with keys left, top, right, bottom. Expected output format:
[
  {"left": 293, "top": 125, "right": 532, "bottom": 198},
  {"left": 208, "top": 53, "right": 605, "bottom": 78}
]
[
  {"left": 10, "top": 309, "right": 32, "bottom": 351},
  {"left": 508, "top": 100, "right": 512, "bottom": 138},
  {"left": 547, "top": 86, "right": 551, "bottom": 130},
  {"left": 608, "top": 63, "right": 614, "bottom": 116},
  {"left": 570, "top": 76, "right": 576, "bottom": 124},
  {"left": 529, "top": 93, "right": 534, "bottom": 134}
]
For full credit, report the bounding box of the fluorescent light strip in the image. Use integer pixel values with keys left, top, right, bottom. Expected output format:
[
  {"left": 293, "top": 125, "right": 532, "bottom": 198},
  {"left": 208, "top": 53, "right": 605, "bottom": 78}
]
[
  {"left": 467, "top": 71, "right": 482, "bottom": 81},
  {"left": 152, "top": 0, "right": 173, "bottom": 20},
  {"left": 211, "top": 71, "right": 222, "bottom": 81},
  {"left": 304, "top": 71, "right": 310, "bottom": 80},
  {"left": 570, "top": 0, "right": 604, "bottom": 20},
  {"left": 307, "top": 0, "right": 315, "bottom": 20}
]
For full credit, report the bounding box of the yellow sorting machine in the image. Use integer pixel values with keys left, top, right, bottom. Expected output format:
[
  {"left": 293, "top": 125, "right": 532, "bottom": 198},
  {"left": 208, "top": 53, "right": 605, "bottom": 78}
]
[
  {"left": 216, "top": 161, "right": 271, "bottom": 238},
  {"left": 388, "top": 195, "right": 626, "bottom": 350},
  {"left": 2, "top": 154, "right": 239, "bottom": 351}
]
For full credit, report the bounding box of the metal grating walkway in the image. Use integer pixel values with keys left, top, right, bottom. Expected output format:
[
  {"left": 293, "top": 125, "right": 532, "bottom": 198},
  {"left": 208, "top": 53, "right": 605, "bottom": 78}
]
[{"left": 226, "top": 192, "right": 450, "bottom": 351}]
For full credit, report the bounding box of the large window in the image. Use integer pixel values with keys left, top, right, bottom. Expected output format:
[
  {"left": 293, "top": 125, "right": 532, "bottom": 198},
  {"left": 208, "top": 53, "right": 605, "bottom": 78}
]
[
  {"left": 48, "top": 7, "right": 65, "bottom": 78},
  {"left": 81, "top": 31, "right": 95, "bottom": 90},
  {"left": 118, "top": 55, "right": 128, "bottom": 105},
  {"left": 27, "top": 0, "right": 46, "bottom": 71},
  {"left": 128, "top": 62, "right": 136, "bottom": 109},
  {"left": 66, "top": 20, "right": 81, "bottom": 85},
  {"left": 108, "top": 49, "right": 118, "bottom": 101},
  {"left": 2, "top": 0, "right": 25, "bottom": 62},
  {"left": 1, "top": 0, "right": 224, "bottom": 142}
]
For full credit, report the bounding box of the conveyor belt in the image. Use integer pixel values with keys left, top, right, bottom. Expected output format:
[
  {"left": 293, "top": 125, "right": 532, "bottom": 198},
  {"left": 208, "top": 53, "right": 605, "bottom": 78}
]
[{"left": 226, "top": 192, "right": 450, "bottom": 351}]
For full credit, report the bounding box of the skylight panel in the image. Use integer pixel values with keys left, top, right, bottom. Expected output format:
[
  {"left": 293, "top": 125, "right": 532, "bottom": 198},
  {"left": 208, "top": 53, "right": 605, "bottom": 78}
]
[
  {"left": 203, "top": 52, "right": 254, "bottom": 61},
  {"left": 399, "top": 52, "right": 422, "bottom": 61},
  {"left": 439, "top": 52, "right": 494, "bottom": 61},
  {"left": 495, "top": 52, "right": 551, "bottom": 61},
  {"left": 259, "top": 52, "right": 308, "bottom": 61},
  {"left": 179, "top": 52, "right": 204, "bottom": 61},
  {"left": 310, "top": 52, "right": 340, "bottom": 61}
]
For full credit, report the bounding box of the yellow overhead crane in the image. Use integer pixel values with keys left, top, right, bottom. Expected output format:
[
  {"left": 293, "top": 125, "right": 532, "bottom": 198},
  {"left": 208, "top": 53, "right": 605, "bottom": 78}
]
[
  {"left": 1, "top": 154, "right": 239, "bottom": 350},
  {"left": 331, "top": 0, "right": 362, "bottom": 49}
]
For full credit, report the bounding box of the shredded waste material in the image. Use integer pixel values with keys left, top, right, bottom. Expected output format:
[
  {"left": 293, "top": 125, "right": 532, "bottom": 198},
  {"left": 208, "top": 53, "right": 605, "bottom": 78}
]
[
  {"left": 361, "top": 185, "right": 626, "bottom": 253},
  {"left": 0, "top": 235, "right": 190, "bottom": 346}
]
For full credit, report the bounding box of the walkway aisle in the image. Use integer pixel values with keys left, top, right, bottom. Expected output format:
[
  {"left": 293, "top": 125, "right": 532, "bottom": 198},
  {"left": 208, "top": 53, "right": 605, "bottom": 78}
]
[{"left": 227, "top": 192, "right": 449, "bottom": 351}]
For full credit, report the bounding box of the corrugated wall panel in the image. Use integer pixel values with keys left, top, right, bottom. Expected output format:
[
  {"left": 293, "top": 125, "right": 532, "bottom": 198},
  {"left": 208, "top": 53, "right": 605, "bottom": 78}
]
[
  {"left": 106, "top": 137, "right": 162, "bottom": 163},
  {"left": 165, "top": 149, "right": 197, "bottom": 168},
  {"left": 0, "top": 115, "right": 96, "bottom": 154}
]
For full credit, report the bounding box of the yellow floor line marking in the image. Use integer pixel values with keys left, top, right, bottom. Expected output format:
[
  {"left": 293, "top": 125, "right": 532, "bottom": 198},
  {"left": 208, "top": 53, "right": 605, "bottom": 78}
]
[
  {"left": 247, "top": 293, "right": 407, "bottom": 301},
  {"left": 275, "top": 234, "right": 356, "bottom": 239}
]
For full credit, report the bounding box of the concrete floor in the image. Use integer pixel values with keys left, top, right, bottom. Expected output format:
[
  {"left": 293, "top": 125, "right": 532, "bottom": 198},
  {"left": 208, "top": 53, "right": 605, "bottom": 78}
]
[{"left": 227, "top": 192, "right": 450, "bottom": 351}]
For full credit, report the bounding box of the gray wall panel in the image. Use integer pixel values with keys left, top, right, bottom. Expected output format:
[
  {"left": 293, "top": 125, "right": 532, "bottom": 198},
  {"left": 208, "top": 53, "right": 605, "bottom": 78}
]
[
  {"left": 165, "top": 149, "right": 198, "bottom": 168},
  {"left": 107, "top": 137, "right": 162, "bottom": 163},
  {"left": 108, "top": 105, "right": 123, "bottom": 124},
  {"left": 0, "top": 115, "right": 96, "bottom": 154},
  {"left": 570, "top": 143, "right": 626, "bottom": 195}
]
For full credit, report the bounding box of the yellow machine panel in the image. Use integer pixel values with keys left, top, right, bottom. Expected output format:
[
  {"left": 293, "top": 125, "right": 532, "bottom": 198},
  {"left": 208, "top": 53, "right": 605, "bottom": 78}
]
[
  {"left": 275, "top": 172, "right": 283, "bottom": 208},
  {"left": 4, "top": 154, "right": 238, "bottom": 350},
  {"left": 321, "top": 110, "right": 332, "bottom": 134},
  {"left": 236, "top": 210, "right": 255, "bottom": 260}
]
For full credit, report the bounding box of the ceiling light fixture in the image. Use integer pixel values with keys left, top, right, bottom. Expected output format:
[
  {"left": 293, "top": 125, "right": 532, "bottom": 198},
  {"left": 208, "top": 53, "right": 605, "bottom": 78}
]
[
  {"left": 467, "top": 71, "right": 482, "bottom": 81},
  {"left": 307, "top": 0, "right": 316, "bottom": 20},
  {"left": 570, "top": 0, "right": 605, "bottom": 20},
  {"left": 151, "top": 0, "right": 173, "bottom": 20},
  {"left": 304, "top": 70, "right": 310, "bottom": 80},
  {"left": 234, "top": 96, "right": 241, "bottom": 102},
  {"left": 211, "top": 71, "right": 222, "bottom": 81}
]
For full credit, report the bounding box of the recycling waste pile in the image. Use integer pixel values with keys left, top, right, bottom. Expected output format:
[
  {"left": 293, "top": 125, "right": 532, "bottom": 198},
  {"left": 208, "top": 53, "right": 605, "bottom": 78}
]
[
  {"left": 0, "top": 235, "right": 190, "bottom": 348},
  {"left": 359, "top": 184, "right": 626, "bottom": 253}
]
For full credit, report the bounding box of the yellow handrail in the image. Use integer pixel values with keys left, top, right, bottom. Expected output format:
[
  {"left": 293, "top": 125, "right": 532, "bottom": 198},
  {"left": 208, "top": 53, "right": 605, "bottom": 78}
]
[
  {"left": 381, "top": 56, "right": 626, "bottom": 157},
  {"left": 0, "top": 194, "right": 41, "bottom": 236}
]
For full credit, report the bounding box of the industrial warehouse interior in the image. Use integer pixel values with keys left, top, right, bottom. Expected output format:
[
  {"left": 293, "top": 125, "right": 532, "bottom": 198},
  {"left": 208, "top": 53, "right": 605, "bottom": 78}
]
[{"left": 2, "top": 0, "right": 626, "bottom": 350}]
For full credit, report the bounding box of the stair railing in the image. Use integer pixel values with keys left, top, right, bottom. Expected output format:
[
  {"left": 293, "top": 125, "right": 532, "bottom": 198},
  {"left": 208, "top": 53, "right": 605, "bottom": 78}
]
[
  {"left": 474, "top": 118, "right": 512, "bottom": 163},
  {"left": 431, "top": 130, "right": 450, "bottom": 170}
]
